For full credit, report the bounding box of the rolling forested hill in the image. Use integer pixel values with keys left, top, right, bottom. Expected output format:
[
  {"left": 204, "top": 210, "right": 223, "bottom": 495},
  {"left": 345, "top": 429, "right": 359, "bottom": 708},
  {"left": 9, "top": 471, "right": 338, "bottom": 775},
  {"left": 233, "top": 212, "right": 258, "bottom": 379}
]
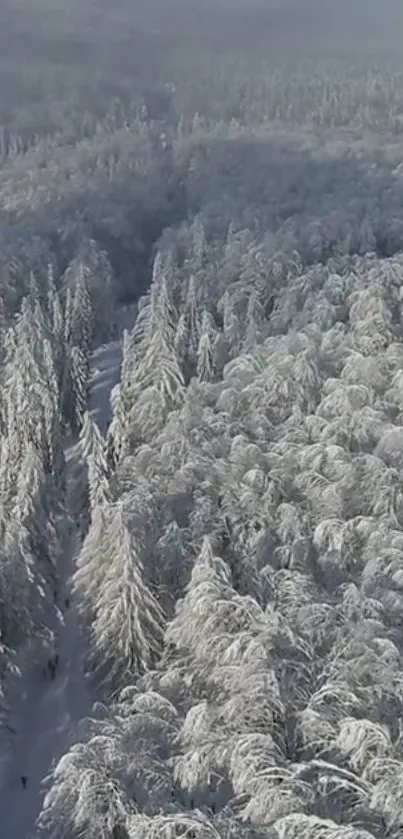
[{"left": 2, "top": 2, "right": 403, "bottom": 838}]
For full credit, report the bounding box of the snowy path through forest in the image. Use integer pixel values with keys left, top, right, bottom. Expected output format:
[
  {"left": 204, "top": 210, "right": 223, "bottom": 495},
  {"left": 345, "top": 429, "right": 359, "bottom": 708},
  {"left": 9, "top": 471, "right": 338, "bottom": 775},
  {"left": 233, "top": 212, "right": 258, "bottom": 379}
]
[{"left": 0, "top": 306, "right": 135, "bottom": 839}]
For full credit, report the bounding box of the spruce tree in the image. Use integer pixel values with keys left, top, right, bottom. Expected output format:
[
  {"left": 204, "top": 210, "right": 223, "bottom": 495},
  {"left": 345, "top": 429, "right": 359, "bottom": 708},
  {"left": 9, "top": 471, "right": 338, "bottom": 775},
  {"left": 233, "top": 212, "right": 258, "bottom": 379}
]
[{"left": 79, "top": 411, "right": 111, "bottom": 511}]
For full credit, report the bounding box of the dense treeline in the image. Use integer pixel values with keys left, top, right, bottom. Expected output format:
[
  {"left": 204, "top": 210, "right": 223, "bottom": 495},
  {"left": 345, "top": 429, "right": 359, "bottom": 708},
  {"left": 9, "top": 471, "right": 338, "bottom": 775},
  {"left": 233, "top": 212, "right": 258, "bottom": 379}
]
[
  {"left": 3, "top": 0, "right": 403, "bottom": 316},
  {"left": 3, "top": 1, "right": 403, "bottom": 838},
  {"left": 42, "top": 240, "right": 403, "bottom": 839},
  {"left": 0, "top": 240, "right": 113, "bottom": 731}
]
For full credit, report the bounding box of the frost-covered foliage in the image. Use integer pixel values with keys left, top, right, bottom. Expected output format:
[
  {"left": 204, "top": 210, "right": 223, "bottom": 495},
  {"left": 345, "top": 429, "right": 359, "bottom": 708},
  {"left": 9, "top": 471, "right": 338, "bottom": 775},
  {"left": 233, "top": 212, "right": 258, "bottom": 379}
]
[
  {"left": 0, "top": 254, "right": 101, "bottom": 736},
  {"left": 5, "top": 1, "right": 403, "bottom": 837},
  {"left": 43, "top": 232, "right": 403, "bottom": 838},
  {"left": 50, "top": 179, "right": 403, "bottom": 838}
]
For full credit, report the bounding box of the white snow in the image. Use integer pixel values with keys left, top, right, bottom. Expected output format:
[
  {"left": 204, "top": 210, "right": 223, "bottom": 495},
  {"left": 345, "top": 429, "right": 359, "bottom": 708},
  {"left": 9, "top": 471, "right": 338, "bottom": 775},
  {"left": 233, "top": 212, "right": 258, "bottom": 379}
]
[{"left": 0, "top": 304, "right": 136, "bottom": 839}]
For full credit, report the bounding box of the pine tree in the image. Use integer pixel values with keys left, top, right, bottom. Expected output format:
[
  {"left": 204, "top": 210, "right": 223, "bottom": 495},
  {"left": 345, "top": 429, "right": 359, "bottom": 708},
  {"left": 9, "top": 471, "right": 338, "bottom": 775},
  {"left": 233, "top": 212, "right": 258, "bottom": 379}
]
[
  {"left": 92, "top": 503, "right": 165, "bottom": 691},
  {"left": 243, "top": 290, "right": 265, "bottom": 351},
  {"left": 0, "top": 518, "right": 46, "bottom": 647},
  {"left": 106, "top": 329, "right": 138, "bottom": 462},
  {"left": 3, "top": 301, "right": 58, "bottom": 472},
  {"left": 107, "top": 383, "right": 128, "bottom": 466},
  {"left": 69, "top": 345, "right": 90, "bottom": 435},
  {"left": 117, "top": 275, "right": 184, "bottom": 446},
  {"left": 73, "top": 501, "right": 165, "bottom": 693},
  {"left": 186, "top": 274, "right": 201, "bottom": 363},
  {"left": 64, "top": 239, "right": 114, "bottom": 343},
  {"left": 15, "top": 442, "right": 58, "bottom": 595},
  {"left": 64, "top": 261, "right": 93, "bottom": 353},
  {"left": 49, "top": 288, "right": 66, "bottom": 386},
  {"left": 191, "top": 217, "right": 207, "bottom": 272},
  {"left": 222, "top": 289, "right": 240, "bottom": 354},
  {"left": 134, "top": 323, "right": 184, "bottom": 405},
  {"left": 28, "top": 270, "right": 40, "bottom": 306},
  {"left": 79, "top": 411, "right": 111, "bottom": 511},
  {"left": 174, "top": 311, "right": 189, "bottom": 362},
  {"left": 64, "top": 285, "right": 74, "bottom": 347},
  {"left": 0, "top": 295, "right": 6, "bottom": 370},
  {"left": 197, "top": 310, "right": 216, "bottom": 382},
  {"left": 72, "top": 504, "right": 112, "bottom": 625}
]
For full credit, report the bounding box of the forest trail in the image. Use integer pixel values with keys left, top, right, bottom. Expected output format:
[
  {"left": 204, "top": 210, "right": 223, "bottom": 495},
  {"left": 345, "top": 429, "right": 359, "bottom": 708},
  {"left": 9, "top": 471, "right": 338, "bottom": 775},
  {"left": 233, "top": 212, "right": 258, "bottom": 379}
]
[{"left": 0, "top": 306, "right": 135, "bottom": 839}]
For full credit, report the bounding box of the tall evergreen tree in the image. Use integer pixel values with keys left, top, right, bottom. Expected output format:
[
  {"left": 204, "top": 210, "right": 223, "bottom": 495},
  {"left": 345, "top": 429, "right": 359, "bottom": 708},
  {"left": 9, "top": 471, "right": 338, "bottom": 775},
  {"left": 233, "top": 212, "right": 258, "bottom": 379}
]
[
  {"left": 79, "top": 411, "right": 111, "bottom": 511},
  {"left": 64, "top": 261, "right": 93, "bottom": 354},
  {"left": 73, "top": 501, "right": 165, "bottom": 693},
  {"left": 92, "top": 503, "right": 165, "bottom": 691},
  {"left": 197, "top": 310, "right": 216, "bottom": 382},
  {"left": 69, "top": 345, "right": 90, "bottom": 435}
]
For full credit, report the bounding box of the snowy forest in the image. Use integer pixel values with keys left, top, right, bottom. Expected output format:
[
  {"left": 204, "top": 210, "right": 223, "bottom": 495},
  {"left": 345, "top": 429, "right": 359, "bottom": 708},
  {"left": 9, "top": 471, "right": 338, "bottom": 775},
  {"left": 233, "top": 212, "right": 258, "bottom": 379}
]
[{"left": 3, "top": 0, "right": 403, "bottom": 837}]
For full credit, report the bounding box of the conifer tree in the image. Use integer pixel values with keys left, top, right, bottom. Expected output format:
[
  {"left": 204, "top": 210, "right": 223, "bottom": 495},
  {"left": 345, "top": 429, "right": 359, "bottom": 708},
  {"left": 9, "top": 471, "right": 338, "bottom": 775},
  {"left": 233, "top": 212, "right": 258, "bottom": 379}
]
[
  {"left": 72, "top": 504, "right": 111, "bottom": 625},
  {"left": 243, "top": 290, "right": 265, "bottom": 351},
  {"left": 174, "top": 311, "right": 189, "bottom": 362},
  {"left": 79, "top": 411, "right": 111, "bottom": 511},
  {"left": 107, "top": 383, "right": 128, "bottom": 466},
  {"left": 197, "top": 310, "right": 216, "bottom": 382},
  {"left": 186, "top": 274, "right": 201, "bottom": 355},
  {"left": 49, "top": 285, "right": 66, "bottom": 389},
  {"left": 105, "top": 326, "right": 138, "bottom": 466},
  {"left": 191, "top": 217, "right": 207, "bottom": 272},
  {"left": 222, "top": 289, "right": 240, "bottom": 354},
  {"left": 69, "top": 345, "right": 90, "bottom": 435},
  {"left": 0, "top": 296, "right": 6, "bottom": 370},
  {"left": 64, "top": 238, "right": 114, "bottom": 343},
  {"left": 73, "top": 501, "right": 165, "bottom": 693},
  {"left": 91, "top": 503, "right": 165, "bottom": 691},
  {"left": 64, "top": 261, "right": 93, "bottom": 353},
  {"left": 111, "top": 271, "right": 184, "bottom": 447}
]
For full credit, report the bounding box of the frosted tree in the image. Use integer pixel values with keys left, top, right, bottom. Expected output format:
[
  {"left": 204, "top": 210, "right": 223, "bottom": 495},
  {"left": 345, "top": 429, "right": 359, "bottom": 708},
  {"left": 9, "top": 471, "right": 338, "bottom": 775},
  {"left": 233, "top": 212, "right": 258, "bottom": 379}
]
[
  {"left": 108, "top": 263, "right": 183, "bottom": 453},
  {"left": 73, "top": 499, "right": 165, "bottom": 693},
  {"left": 243, "top": 289, "right": 265, "bottom": 351},
  {"left": 167, "top": 538, "right": 303, "bottom": 814},
  {"left": 38, "top": 689, "right": 179, "bottom": 839},
  {"left": 0, "top": 305, "right": 64, "bottom": 651},
  {"left": 71, "top": 238, "right": 115, "bottom": 342},
  {"left": 272, "top": 813, "right": 375, "bottom": 839},
  {"left": 48, "top": 284, "right": 66, "bottom": 389},
  {"left": 124, "top": 279, "right": 184, "bottom": 445},
  {"left": 28, "top": 269, "right": 40, "bottom": 306},
  {"left": 42, "top": 336, "right": 65, "bottom": 487},
  {"left": 185, "top": 274, "right": 201, "bottom": 359},
  {"left": 149, "top": 254, "right": 175, "bottom": 334},
  {"left": 131, "top": 252, "right": 175, "bottom": 350},
  {"left": 0, "top": 294, "right": 6, "bottom": 369},
  {"left": 91, "top": 503, "right": 165, "bottom": 692},
  {"left": 64, "top": 260, "right": 94, "bottom": 353},
  {"left": 72, "top": 504, "right": 113, "bottom": 625},
  {"left": 107, "top": 327, "right": 142, "bottom": 464},
  {"left": 197, "top": 310, "right": 216, "bottom": 383},
  {"left": 174, "top": 311, "right": 189, "bottom": 362},
  {"left": 63, "top": 285, "right": 74, "bottom": 347},
  {"left": 166, "top": 536, "right": 238, "bottom": 668},
  {"left": 133, "top": 313, "right": 184, "bottom": 404},
  {"left": 2, "top": 298, "right": 63, "bottom": 483},
  {"left": 107, "top": 382, "right": 129, "bottom": 466},
  {"left": 0, "top": 518, "right": 46, "bottom": 647},
  {"left": 191, "top": 217, "right": 207, "bottom": 272},
  {"left": 174, "top": 275, "right": 202, "bottom": 379},
  {"left": 16, "top": 441, "right": 56, "bottom": 567},
  {"left": 68, "top": 344, "right": 90, "bottom": 434},
  {"left": 39, "top": 736, "right": 136, "bottom": 839},
  {"left": 79, "top": 411, "right": 111, "bottom": 511},
  {"left": 221, "top": 290, "right": 240, "bottom": 357}
]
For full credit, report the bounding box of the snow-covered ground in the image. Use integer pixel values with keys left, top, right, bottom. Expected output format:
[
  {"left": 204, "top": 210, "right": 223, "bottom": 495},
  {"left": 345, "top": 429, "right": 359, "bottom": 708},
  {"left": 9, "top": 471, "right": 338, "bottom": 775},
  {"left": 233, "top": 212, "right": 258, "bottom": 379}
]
[{"left": 0, "top": 305, "right": 135, "bottom": 839}]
